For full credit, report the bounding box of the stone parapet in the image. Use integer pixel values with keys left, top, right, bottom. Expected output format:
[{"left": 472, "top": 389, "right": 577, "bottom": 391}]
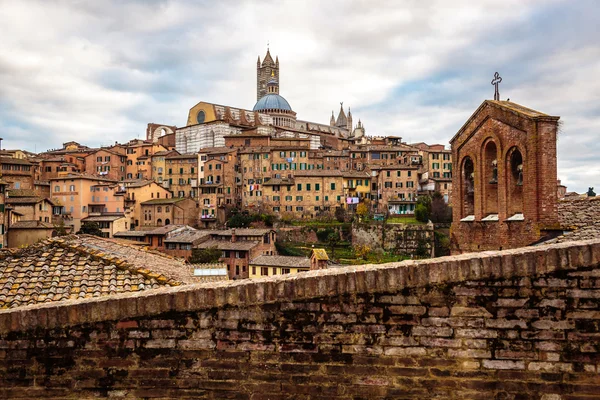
[{"left": 0, "top": 239, "right": 599, "bottom": 398}]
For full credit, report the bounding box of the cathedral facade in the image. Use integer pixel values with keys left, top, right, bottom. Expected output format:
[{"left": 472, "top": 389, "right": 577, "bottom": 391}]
[{"left": 171, "top": 49, "right": 365, "bottom": 155}]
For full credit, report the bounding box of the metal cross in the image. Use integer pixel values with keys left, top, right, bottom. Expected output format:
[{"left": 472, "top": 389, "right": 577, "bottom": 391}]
[{"left": 491, "top": 72, "right": 502, "bottom": 101}]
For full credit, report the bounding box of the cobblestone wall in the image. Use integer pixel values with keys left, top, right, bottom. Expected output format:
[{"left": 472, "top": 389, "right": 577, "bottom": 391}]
[
  {"left": 352, "top": 222, "right": 434, "bottom": 256},
  {"left": 0, "top": 239, "right": 599, "bottom": 399}
]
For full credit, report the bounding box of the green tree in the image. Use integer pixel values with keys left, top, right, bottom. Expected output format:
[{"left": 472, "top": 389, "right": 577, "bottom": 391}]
[
  {"left": 189, "top": 247, "right": 221, "bottom": 264},
  {"left": 415, "top": 195, "right": 432, "bottom": 223},
  {"left": 227, "top": 212, "right": 253, "bottom": 228},
  {"left": 414, "top": 204, "right": 429, "bottom": 223},
  {"left": 77, "top": 222, "right": 103, "bottom": 237}
]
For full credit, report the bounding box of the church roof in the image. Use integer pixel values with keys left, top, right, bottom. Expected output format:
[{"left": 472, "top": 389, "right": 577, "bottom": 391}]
[
  {"left": 335, "top": 104, "right": 347, "bottom": 127},
  {"left": 253, "top": 94, "right": 292, "bottom": 112},
  {"left": 261, "top": 49, "right": 275, "bottom": 66}
]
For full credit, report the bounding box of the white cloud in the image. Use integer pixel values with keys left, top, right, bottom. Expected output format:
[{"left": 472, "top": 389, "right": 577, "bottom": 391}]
[{"left": 0, "top": 0, "right": 597, "bottom": 192}]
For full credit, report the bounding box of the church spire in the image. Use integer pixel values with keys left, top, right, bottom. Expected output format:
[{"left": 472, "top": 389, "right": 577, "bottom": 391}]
[
  {"left": 330, "top": 111, "right": 335, "bottom": 126},
  {"left": 335, "top": 102, "right": 347, "bottom": 128}
]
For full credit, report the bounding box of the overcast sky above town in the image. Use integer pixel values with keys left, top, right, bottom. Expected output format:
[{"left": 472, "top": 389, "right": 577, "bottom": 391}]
[{"left": 0, "top": 0, "right": 598, "bottom": 193}]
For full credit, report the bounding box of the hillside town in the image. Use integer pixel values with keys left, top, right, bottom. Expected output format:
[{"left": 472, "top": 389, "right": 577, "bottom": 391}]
[{"left": 0, "top": 50, "right": 461, "bottom": 277}]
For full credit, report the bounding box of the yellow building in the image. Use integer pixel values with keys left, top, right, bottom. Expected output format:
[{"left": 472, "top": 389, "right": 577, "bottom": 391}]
[
  {"left": 151, "top": 150, "right": 179, "bottom": 187},
  {"left": 124, "top": 140, "right": 168, "bottom": 180},
  {"left": 50, "top": 174, "right": 120, "bottom": 232},
  {"left": 122, "top": 180, "right": 173, "bottom": 229},
  {"left": 249, "top": 255, "right": 310, "bottom": 278}
]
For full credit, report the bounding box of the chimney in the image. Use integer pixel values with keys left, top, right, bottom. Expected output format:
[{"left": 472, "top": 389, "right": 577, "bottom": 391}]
[{"left": 231, "top": 228, "right": 236, "bottom": 243}]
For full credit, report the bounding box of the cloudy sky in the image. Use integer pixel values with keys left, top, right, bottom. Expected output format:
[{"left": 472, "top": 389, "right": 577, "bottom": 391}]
[{"left": 0, "top": 0, "right": 598, "bottom": 192}]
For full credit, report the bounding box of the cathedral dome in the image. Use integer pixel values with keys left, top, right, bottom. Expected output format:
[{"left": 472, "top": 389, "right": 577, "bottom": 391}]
[{"left": 253, "top": 94, "right": 292, "bottom": 112}]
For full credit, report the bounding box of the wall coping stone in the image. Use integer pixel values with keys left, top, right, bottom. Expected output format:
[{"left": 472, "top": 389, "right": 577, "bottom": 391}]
[{"left": 0, "top": 238, "right": 598, "bottom": 334}]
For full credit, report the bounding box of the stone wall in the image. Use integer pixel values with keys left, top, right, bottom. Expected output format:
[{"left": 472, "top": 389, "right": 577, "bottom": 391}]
[
  {"left": 558, "top": 196, "right": 600, "bottom": 230},
  {"left": 0, "top": 239, "right": 600, "bottom": 399},
  {"left": 352, "top": 221, "right": 434, "bottom": 256}
]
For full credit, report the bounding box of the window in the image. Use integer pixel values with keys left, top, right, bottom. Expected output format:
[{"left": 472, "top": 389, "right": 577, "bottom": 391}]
[
  {"left": 306, "top": 184, "right": 311, "bottom": 191},
  {"left": 407, "top": 181, "right": 414, "bottom": 188},
  {"left": 297, "top": 184, "right": 302, "bottom": 191},
  {"left": 273, "top": 206, "right": 280, "bottom": 212},
  {"left": 296, "top": 196, "right": 303, "bottom": 201},
  {"left": 315, "top": 183, "right": 320, "bottom": 191},
  {"left": 285, "top": 196, "right": 292, "bottom": 201},
  {"left": 54, "top": 186, "right": 60, "bottom": 192},
  {"left": 261, "top": 267, "right": 269, "bottom": 276},
  {"left": 384, "top": 182, "right": 392, "bottom": 188},
  {"left": 330, "top": 183, "right": 335, "bottom": 190},
  {"left": 280, "top": 151, "right": 285, "bottom": 157},
  {"left": 296, "top": 206, "right": 304, "bottom": 211}
]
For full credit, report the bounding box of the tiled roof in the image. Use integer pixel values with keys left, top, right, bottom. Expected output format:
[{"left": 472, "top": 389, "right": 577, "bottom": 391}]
[
  {"left": 0, "top": 157, "right": 32, "bottom": 165},
  {"left": 165, "top": 153, "right": 198, "bottom": 160},
  {"left": 546, "top": 196, "right": 600, "bottom": 245},
  {"left": 144, "top": 225, "right": 191, "bottom": 236},
  {"left": 62, "top": 235, "right": 209, "bottom": 285},
  {"left": 196, "top": 239, "right": 259, "bottom": 251},
  {"left": 250, "top": 255, "right": 310, "bottom": 269},
  {"left": 81, "top": 214, "right": 125, "bottom": 222},
  {"left": 5, "top": 196, "right": 43, "bottom": 205},
  {"left": 140, "top": 198, "right": 188, "bottom": 205},
  {"left": 10, "top": 221, "right": 55, "bottom": 229},
  {"left": 7, "top": 189, "right": 37, "bottom": 197},
  {"left": 164, "top": 230, "right": 212, "bottom": 244},
  {"left": 0, "top": 237, "right": 177, "bottom": 309},
  {"left": 212, "top": 228, "right": 272, "bottom": 237},
  {"left": 124, "top": 180, "right": 154, "bottom": 188},
  {"left": 113, "top": 231, "right": 149, "bottom": 237}
]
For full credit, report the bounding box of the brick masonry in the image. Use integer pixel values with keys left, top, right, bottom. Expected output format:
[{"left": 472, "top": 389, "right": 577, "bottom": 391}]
[
  {"left": 0, "top": 239, "right": 599, "bottom": 399},
  {"left": 450, "top": 101, "right": 561, "bottom": 253}
]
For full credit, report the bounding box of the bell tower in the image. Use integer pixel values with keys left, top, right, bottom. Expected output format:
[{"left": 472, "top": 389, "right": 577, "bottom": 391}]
[{"left": 257, "top": 48, "right": 279, "bottom": 101}]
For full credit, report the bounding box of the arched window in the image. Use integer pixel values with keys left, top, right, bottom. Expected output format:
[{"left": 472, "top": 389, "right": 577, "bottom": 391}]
[
  {"left": 157, "top": 218, "right": 163, "bottom": 226},
  {"left": 157, "top": 206, "right": 162, "bottom": 213},
  {"left": 483, "top": 140, "right": 499, "bottom": 216},
  {"left": 462, "top": 156, "right": 475, "bottom": 218},
  {"left": 165, "top": 206, "right": 170, "bottom": 212},
  {"left": 165, "top": 218, "right": 170, "bottom": 225},
  {"left": 507, "top": 147, "right": 524, "bottom": 216}
]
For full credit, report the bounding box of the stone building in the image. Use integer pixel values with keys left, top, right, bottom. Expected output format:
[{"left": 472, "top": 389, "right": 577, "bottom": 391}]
[
  {"left": 249, "top": 255, "right": 310, "bottom": 278},
  {"left": 122, "top": 180, "right": 172, "bottom": 229},
  {"left": 450, "top": 100, "right": 561, "bottom": 253},
  {"left": 50, "top": 174, "right": 121, "bottom": 232},
  {"left": 164, "top": 153, "right": 198, "bottom": 198},
  {"left": 84, "top": 148, "right": 127, "bottom": 182},
  {"left": 0, "top": 157, "right": 34, "bottom": 190},
  {"left": 139, "top": 197, "right": 197, "bottom": 227},
  {"left": 194, "top": 228, "right": 276, "bottom": 280}
]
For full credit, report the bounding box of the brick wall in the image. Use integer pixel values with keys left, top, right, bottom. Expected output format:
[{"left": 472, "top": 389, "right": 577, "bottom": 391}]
[
  {"left": 451, "top": 101, "right": 561, "bottom": 253},
  {"left": 0, "top": 239, "right": 599, "bottom": 399}
]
